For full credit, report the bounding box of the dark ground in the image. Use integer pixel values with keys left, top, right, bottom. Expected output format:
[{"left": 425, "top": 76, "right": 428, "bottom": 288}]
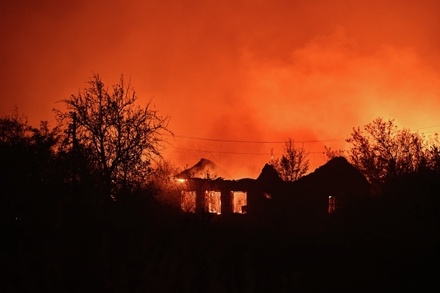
[{"left": 2, "top": 194, "right": 439, "bottom": 293}]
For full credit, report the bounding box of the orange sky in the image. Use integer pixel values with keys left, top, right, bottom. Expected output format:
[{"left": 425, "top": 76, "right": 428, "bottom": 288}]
[{"left": 1, "top": 0, "right": 440, "bottom": 178}]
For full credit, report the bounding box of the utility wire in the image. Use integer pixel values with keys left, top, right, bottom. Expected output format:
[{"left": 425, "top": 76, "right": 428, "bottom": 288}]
[
  {"left": 416, "top": 124, "right": 440, "bottom": 130},
  {"left": 166, "top": 123, "right": 440, "bottom": 156},
  {"left": 170, "top": 134, "right": 346, "bottom": 144},
  {"left": 167, "top": 122, "right": 440, "bottom": 144},
  {"left": 172, "top": 146, "right": 325, "bottom": 156}
]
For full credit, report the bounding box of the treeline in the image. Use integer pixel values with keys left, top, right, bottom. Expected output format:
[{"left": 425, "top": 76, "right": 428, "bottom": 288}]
[
  {"left": 1, "top": 112, "right": 63, "bottom": 226},
  {"left": 1, "top": 74, "right": 440, "bottom": 291},
  {"left": 1, "top": 75, "right": 171, "bottom": 229},
  {"left": 342, "top": 118, "right": 440, "bottom": 246},
  {"left": 344, "top": 117, "right": 440, "bottom": 189},
  {"left": 1, "top": 109, "right": 439, "bottom": 291}
]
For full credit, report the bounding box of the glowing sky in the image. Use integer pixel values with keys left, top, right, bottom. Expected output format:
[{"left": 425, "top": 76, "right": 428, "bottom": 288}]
[{"left": 2, "top": 0, "right": 440, "bottom": 178}]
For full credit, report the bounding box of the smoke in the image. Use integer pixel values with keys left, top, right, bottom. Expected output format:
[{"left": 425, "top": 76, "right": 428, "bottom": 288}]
[
  {"left": 1, "top": 0, "right": 440, "bottom": 178},
  {"left": 167, "top": 28, "right": 440, "bottom": 178}
]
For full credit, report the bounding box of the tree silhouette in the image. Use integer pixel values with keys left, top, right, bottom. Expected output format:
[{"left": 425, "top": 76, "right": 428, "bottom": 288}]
[
  {"left": 0, "top": 111, "right": 59, "bottom": 224},
  {"left": 324, "top": 145, "right": 345, "bottom": 161},
  {"left": 270, "top": 138, "right": 309, "bottom": 182},
  {"left": 425, "top": 133, "right": 440, "bottom": 174},
  {"left": 346, "top": 118, "right": 426, "bottom": 186},
  {"left": 55, "top": 74, "right": 171, "bottom": 200}
]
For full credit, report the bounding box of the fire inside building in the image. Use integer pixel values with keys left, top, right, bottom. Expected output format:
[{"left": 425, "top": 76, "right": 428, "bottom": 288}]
[
  {"left": 174, "top": 157, "right": 371, "bottom": 223},
  {"left": 181, "top": 190, "right": 247, "bottom": 214},
  {"left": 177, "top": 177, "right": 259, "bottom": 215}
]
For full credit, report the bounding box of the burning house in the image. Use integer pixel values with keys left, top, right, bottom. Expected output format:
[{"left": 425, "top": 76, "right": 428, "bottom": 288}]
[
  {"left": 174, "top": 158, "right": 270, "bottom": 216},
  {"left": 176, "top": 177, "right": 268, "bottom": 216},
  {"left": 174, "top": 157, "right": 371, "bottom": 222}
]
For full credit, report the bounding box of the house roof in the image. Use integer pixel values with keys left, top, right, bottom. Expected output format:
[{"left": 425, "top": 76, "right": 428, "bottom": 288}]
[
  {"left": 291, "top": 156, "right": 371, "bottom": 197},
  {"left": 175, "top": 158, "right": 230, "bottom": 179}
]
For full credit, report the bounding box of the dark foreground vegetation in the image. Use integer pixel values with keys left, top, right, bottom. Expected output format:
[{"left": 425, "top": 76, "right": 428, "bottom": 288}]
[
  {"left": 1, "top": 116, "right": 440, "bottom": 292},
  {"left": 1, "top": 76, "right": 440, "bottom": 291},
  {"left": 2, "top": 176, "right": 440, "bottom": 292}
]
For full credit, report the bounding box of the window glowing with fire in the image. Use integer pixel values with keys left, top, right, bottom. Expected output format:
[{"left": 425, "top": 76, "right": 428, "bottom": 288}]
[
  {"left": 232, "top": 191, "right": 247, "bottom": 214},
  {"left": 328, "top": 196, "right": 336, "bottom": 214},
  {"left": 206, "top": 191, "right": 221, "bottom": 214}
]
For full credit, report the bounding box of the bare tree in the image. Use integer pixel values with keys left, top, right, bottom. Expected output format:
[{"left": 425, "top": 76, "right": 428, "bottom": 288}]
[
  {"left": 324, "top": 145, "right": 346, "bottom": 161},
  {"left": 55, "top": 74, "right": 171, "bottom": 199},
  {"left": 271, "top": 138, "right": 309, "bottom": 182},
  {"left": 346, "top": 117, "right": 426, "bottom": 185},
  {"left": 424, "top": 133, "right": 440, "bottom": 174},
  {"left": 148, "top": 158, "right": 182, "bottom": 205},
  {"left": 0, "top": 108, "right": 31, "bottom": 145}
]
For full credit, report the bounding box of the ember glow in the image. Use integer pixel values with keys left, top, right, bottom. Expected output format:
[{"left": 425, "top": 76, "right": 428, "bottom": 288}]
[
  {"left": 175, "top": 178, "right": 187, "bottom": 184},
  {"left": 328, "top": 196, "right": 336, "bottom": 214},
  {"left": 206, "top": 191, "right": 221, "bottom": 215},
  {"left": 2, "top": 0, "right": 440, "bottom": 178},
  {"left": 232, "top": 191, "right": 247, "bottom": 214}
]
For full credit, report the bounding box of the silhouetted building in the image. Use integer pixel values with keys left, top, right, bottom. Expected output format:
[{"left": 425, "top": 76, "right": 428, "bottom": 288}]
[
  {"left": 177, "top": 177, "right": 268, "bottom": 216},
  {"left": 175, "top": 157, "right": 371, "bottom": 223},
  {"left": 275, "top": 156, "right": 372, "bottom": 224}
]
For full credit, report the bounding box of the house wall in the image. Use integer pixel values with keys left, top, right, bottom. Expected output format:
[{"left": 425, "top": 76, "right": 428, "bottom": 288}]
[{"left": 179, "top": 178, "right": 266, "bottom": 215}]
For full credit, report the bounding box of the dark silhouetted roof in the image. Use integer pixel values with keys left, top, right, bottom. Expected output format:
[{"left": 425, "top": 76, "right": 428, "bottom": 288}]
[{"left": 175, "top": 158, "right": 228, "bottom": 179}]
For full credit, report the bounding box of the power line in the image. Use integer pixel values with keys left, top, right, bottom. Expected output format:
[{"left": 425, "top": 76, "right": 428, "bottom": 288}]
[
  {"left": 164, "top": 122, "right": 440, "bottom": 159},
  {"left": 422, "top": 130, "right": 440, "bottom": 135},
  {"left": 416, "top": 124, "right": 440, "bottom": 130},
  {"left": 172, "top": 146, "right": 325, "bottom": 156},
  {"left": 171, "top": 134, "right": 346, "bottom": 144},
  {"left": 167, "top": 122, "right": 440, "bottom": 145},
  {"left": 173, "top": 147, "right": 273, "bottom": 156}
]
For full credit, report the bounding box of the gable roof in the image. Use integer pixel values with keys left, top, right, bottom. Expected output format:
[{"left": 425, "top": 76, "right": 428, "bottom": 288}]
[
  {"left": 298, "top": 156, "right": 368, "bottom": 186},
  {"left": 175, "top": 158, "right": 229, "bottom": 179}
]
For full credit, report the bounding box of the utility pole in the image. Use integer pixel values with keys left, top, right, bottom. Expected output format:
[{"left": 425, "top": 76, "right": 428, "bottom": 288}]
[
  {"left": 70, "top": 112, "right": 79, "bottom": 188},
  {"left": 71, "top": 112, "right": 77, "bottom": 153}
]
